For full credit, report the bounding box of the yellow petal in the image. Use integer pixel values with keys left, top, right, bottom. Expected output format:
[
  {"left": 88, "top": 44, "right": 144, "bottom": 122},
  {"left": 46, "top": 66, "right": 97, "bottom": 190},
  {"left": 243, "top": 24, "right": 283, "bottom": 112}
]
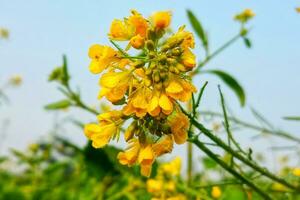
[
  {"left": 159, "top": 94, "right": 173, "bottom": 112},
  {"left": 89, "top": 60, "right": 105, "bottom": 74},
  {"left": 166, "top": 81, "right": 183, "bottom": 93},
  {"left": 140, "top": 164, "right": 152, "bottom": 177},
  {"left": 84, "top": 124, "right": 101, "bottom": 139},
  {"left": 138, "top": 145, "right": 155, "bottom": 165}
]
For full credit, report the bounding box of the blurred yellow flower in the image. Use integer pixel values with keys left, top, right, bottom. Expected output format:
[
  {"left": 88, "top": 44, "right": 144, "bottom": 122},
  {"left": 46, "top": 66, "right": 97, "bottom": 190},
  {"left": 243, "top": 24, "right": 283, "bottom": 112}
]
[
  {"left": 161, "top": 157, "right": 182, "bottom": 176},
  {"left": 9, "top": 75, "right": 22, "bottom": 86},
  {"left": 293, "top": 168, "right": 300, "bottom": 177},
  {"left": 211, "top": 186, "right": 222, "bottom": 198},
  {"left": 234, "top": 9, "right": 255, "bottom": 23},
  {"left": 152, "top": 11, "right": 172, "bottom": 29},
  {"left": 296, "top": 7, "right": 300, "bottom": 13}
]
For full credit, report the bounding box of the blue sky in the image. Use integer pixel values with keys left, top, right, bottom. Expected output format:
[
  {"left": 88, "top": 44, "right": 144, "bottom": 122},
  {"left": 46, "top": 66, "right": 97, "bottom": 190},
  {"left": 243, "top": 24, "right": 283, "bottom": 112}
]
[{"left": 1, "top": 0, "right": 300, "bottom": 168}]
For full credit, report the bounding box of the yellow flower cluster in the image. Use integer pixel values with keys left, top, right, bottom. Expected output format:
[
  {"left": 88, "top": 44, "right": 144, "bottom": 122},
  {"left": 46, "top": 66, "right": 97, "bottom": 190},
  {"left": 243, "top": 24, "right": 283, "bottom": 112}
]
[
  {"left": 234, "top": 9, "right": 255, "bottom": 23},
  {"left": 147, "top": 157, "right": 186, "bottom": 200},
  {"left": 84, "top": 10, "right": 197, "bottom": 177}
]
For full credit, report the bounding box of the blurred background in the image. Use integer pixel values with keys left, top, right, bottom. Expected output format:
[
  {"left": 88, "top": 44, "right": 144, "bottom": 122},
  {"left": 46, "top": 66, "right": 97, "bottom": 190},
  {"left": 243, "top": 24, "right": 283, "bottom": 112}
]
[{"left": 1, "top": 0, "right": 300, "bottom": 171}]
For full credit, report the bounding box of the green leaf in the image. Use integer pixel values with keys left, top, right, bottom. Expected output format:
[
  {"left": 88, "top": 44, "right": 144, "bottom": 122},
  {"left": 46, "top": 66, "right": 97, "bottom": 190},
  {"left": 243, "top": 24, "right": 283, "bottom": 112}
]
[
  {"left": 44, "top": 99, "right": 71, "bottom": 110},
  {"left": 243, "top": 37, "right": 252, "bottom": 48},
  {"left": 283, "top": 116, "right": 300, "bottom": 121},
  {"left": 202, "top": 157, "right": 217, "bottom": 169},
  {"left": 186, "top": 10, "right": 208, "bottom": 51},
  {"left": 204, "top": 70, "right": 246, "bottom": 106},
  {"left": 62, "top": 55, "right": 70, "bottom": 85}
]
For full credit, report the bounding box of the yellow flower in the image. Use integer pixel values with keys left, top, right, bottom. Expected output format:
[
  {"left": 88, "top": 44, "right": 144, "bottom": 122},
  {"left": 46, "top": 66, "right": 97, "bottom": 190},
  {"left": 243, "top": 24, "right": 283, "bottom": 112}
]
[
  {"left": 118, "top": 139, "right": 155, "bottom": 177},
  {"left": 123, "top": 87, "right": 152, "bottom": 118},
  {"left": 9, "top": 75, "right": 22, "bottom": 86},
  {"left": 148, "top": 92, "right": 174, "bottom": 116},
  {"left": 147, "top": 179, "right": 163, "bottom": 193},
  {"left": 167, "top": 111, "right": 189, "bottom": 144},
  {"left": 152, "top": 135, "right": 173, "bottom": 156},
  {"left": 118, "top": 138, "right": 140, "bottom": 166},
  {"left": 167, "top": 26, "right": 195, "bottom": 49},
  {"left": 88, "top": 44, "right": 119, "bottom": 74},
  {"left": 166, "top": 78, "right": 196, "bottom": 102},
  {"left": 234, "top": 9, "right": 255, "bottom": 23},
  {"left": 211, "top": 186, "right": 222, "bottom": 199},
  {"left": 296, "top": 7, "right": 300, "bottom": 13},
  {"left": 293, "top": 168, "right": 300, "bottom": 177},
  {"left": 138, "top": 144, "right": 155, "bottom": 176},
  {"left": 84, "top": 111, "right": 123, "bottom": 148},
  {"left": 109, "top": 19, "right": 135, "bottom": 40},
  {"left": 181, "top": 49, "right": 196, "bottom": 69},
  {"left": 128, "top": 10, "right": 148, "bottom": 38},
  {"left": 98, "top": 71, "right": 132, "bottom": 103},
  {"left": 84, "top": 124, "right": 115, "bottom": 148},
  {"left": 130, "top": 34, "right": 145, "bottom": 49},
  {"left": 152, "top": 11, "right": 172, "bottom": 29},
  {"left": 161, "top": 157, "right": 182, "bottom": 176},
  {"left": 166, "top": 195, "right": 187, "bottom": 200}
]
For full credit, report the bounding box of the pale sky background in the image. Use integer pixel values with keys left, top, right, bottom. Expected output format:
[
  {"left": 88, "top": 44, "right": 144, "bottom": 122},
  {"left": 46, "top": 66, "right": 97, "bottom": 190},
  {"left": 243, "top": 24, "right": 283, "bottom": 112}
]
[{"left": 1, "top": 0, "right": 300, "bottom": 171}]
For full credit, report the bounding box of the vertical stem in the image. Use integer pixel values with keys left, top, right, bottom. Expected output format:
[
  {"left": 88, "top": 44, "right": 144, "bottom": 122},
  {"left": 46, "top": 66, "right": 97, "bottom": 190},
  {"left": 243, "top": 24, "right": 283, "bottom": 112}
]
[{"left": 187, "top": 142, "right": 193, "bottom": 185}]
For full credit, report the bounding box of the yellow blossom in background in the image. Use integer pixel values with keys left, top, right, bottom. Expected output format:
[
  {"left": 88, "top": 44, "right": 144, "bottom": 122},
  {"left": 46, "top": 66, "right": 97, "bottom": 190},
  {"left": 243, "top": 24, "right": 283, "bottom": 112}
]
[
  {"left": 293, "top": 168, "right": 300, "bottom": 177},
  {"left": 0, "top": 28, "right": 9, "bottom": 39},
  {"left": 85, "top": 10, "right": 197, "bottom": 176},
  {"left": 296, "top": 7, "right": 300, "bottom": 13},
  {"left": 234, "top": 9, "right": 255, "bottom": 23},
  {"left": 211, "top": 186, "right": 222, "bottom": 199},
  {"left": 147, "top": 157, "right": 186, "bottom": 199},
  {"left": 9, "top": 75, "right": 22, "bottom": 86}
]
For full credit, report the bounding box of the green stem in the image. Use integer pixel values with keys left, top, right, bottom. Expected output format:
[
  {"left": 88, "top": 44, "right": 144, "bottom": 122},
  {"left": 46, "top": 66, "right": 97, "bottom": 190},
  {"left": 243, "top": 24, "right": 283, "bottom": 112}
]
[
  {"left": 187, "top": 115, "right": 300, "bottom": 191},
  {"left": 200, "top": 110, "right": 300, "bottom": 143},
  {"left": 190, "top": 138, "right": 272, "bottom": 200},
  {"left": 187, "top": 142, "right": 193, "bottom": 186},
  {"left": 195, "top": 33, "right": 242, "bottom": 73}
]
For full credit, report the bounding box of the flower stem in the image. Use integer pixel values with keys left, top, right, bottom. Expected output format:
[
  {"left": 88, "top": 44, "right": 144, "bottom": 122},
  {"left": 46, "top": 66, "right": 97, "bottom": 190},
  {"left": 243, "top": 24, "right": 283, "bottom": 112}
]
[{"left": 190, "top": 138, "right": 272, "bottom": 200}]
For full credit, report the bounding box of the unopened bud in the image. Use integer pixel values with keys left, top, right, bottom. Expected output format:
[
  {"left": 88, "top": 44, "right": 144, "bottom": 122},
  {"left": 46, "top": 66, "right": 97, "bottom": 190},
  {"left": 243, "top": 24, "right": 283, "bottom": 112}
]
[
  {"left": 133, "top": 60, "right": 145, "bottom": 68},
  {"left": 146, "top": 40, "right": 155, "bottom": 51}
]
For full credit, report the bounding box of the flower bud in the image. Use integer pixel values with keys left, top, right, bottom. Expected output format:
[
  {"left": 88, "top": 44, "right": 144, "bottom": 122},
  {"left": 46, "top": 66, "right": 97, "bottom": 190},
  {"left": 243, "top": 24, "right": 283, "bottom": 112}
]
[
  {"left": 125, "top": 122, "right": 137, "bottom": 142},
  {"left": 146, "top": 40, "right": 155, "bottom": 51},
  {"left": 133, "top": 60, "right": 145, "bottom": 68},
  {"left": 130, "top": 34, "right": 145, "bottom": 49},
  {"left": 152, "top": 11, "right": 171, "bottom": 29}
]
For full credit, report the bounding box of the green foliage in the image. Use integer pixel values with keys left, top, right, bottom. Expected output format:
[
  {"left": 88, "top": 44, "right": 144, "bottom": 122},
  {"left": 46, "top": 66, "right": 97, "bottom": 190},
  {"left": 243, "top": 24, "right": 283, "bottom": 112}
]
[
  {"left": 186, "top": 10, "right": 209, "bottom": 53},
  {"left": 203, "top": 70, "right": 246, "bottom": 106}
]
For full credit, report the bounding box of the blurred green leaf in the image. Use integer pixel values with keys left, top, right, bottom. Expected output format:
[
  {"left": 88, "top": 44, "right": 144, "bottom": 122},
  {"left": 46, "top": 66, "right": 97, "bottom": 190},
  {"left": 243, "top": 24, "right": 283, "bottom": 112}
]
[
  {"left": 243, "top": 37, "right": 252, "bottom": 48},
  {"left": 45, "top": 99, "right": 71, "bottom": 110},
  {"left": 187, "top": 10, "right": 208, "bottom": 51},
  {"left": 202, "top": 157, "right": 217, "bottom": 169},
  {"left": 62, "top": 55, "right": 70, "bottom": 85},
  {"left": 283, "top": 116, "right": 300, "bottom": 121},
  {"left": 203, "top": 70, "right": 246, "bottom": 106}
]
